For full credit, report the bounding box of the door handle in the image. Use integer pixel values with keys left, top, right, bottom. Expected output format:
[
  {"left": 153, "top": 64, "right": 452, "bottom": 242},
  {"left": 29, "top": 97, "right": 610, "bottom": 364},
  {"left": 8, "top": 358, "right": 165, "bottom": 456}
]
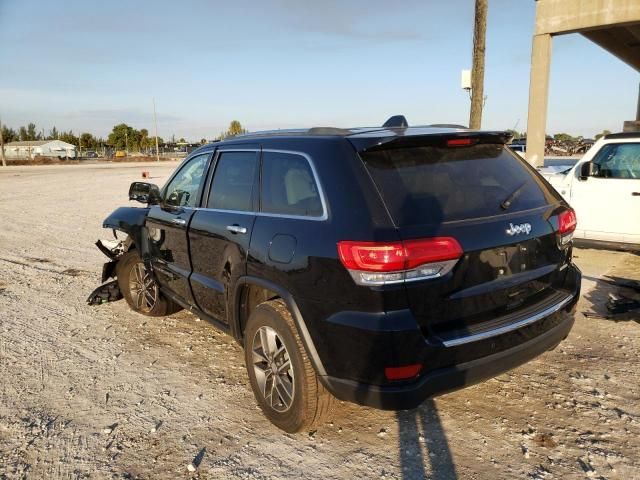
[
  {"left": 632, "top": 192, "right": 640, "bottom": 196},
  {"left": 226, "top": 225, "right": 247, "bottom": 234},
  {"left": 172, "top": 218, "right": 187, "bottom": 226}
]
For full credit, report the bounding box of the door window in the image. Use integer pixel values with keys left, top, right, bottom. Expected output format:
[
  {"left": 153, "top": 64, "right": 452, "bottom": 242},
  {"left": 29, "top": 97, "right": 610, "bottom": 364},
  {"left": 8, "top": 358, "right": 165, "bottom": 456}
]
[
  {"left": 260, "top": 151, "right": 323, "bottom": 217},
  {"left": 207, "top": 151, "right": 258, "bottom": 211},
  {"left": 592, "top": 143, "right": 640, "bottom": 179},
  {"left": 163, "top": 153, "right": 210, "bottom": 207}
]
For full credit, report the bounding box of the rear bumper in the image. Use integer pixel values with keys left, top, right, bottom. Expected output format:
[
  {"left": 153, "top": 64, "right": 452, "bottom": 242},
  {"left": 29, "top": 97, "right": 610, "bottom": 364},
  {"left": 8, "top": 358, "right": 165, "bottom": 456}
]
[
  {"left": 313, "top": 262, "right": 581, "bottom": 410},
  {"left": 322, "top": 309, "right": 575, "bottom": 410}
]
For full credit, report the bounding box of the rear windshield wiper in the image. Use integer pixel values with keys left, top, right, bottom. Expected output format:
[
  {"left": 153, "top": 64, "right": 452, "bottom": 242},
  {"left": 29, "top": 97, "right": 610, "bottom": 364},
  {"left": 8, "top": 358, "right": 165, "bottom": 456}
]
[{"left": 500, "top": 182, "right": 528, "bottom": 210}]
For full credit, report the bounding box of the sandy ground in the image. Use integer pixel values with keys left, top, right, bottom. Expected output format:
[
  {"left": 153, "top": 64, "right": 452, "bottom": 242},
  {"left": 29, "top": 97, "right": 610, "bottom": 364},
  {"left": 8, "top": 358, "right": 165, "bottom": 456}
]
[{"left": 0, "top": 162, "right": 638, "bottom": 480}]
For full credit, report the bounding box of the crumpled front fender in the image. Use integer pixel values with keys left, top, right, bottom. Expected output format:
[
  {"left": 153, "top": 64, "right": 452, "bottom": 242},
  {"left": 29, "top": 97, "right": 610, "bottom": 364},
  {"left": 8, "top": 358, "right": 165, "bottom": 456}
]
[
  {"left": 88, "top": 206, "right": 150, "bottom": 307},
  {"left": 103, "top": 206, "right": 149, "bottom": 250}
]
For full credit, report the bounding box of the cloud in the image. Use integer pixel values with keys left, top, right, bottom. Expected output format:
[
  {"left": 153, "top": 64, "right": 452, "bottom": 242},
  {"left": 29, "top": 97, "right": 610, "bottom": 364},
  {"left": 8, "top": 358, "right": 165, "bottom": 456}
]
[{"left": 271, "top": 0, "right": 424, "bottom": 43}]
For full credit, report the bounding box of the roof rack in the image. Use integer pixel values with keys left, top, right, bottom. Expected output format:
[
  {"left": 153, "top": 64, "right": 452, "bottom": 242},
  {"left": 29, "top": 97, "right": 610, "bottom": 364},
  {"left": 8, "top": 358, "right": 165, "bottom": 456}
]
[
  {"left": 230, "top": 128, "right": 310, "bottom": 139},
  {"left": 307, "top": 127, "right": 352, "bottom": 135},
  {"left": 427, "top": 123, "right": 469, "bottom": 129},
  {"left": 222, "top": 116, "right": 472, "bottom": 142}
]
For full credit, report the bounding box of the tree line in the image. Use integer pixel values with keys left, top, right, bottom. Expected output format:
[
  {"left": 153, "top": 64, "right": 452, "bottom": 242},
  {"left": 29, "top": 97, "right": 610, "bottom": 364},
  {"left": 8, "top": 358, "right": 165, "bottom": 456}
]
[
  {"left": 1, "top": 120, "right": 248, "bottom": 152},
  {"left": 3, "top": 121, "right": 613, "bottom": 151},
  {"left": 0, "top": 123, "right": 105, "bottom": 150},
  {"left": 504, "top": 129, "right": 612, "bottom": 142}
]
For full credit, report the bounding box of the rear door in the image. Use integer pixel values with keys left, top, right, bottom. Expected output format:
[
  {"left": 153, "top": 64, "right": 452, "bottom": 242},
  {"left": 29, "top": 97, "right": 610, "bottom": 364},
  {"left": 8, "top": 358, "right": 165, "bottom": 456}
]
[
  {"left": 359, "top": 138, "right": 571, "bottom": 340},
  {"left": 145, "top": 152, "right": 211, "bottom": 304},
  {"left": 569, "top": 142, "right": 640, "bottom": 243},
  {"left": 188, "top": 149, "right": 259, "bottom": 323}
]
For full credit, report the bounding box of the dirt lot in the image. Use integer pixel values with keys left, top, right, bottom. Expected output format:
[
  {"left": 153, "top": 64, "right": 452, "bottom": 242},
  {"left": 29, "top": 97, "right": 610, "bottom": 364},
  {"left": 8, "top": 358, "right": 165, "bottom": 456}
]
[{"left": 0, "top": 163, "right": 639, "bottom": 479}]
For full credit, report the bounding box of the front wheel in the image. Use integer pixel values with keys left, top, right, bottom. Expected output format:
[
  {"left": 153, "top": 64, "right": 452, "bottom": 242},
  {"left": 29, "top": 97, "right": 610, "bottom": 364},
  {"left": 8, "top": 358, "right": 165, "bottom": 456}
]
[
  {"left": 116, "top": 250, "right": 180, "bottom": 316},
  {"left": 244, "top": 299, "right": 334, "bottom": 432}
]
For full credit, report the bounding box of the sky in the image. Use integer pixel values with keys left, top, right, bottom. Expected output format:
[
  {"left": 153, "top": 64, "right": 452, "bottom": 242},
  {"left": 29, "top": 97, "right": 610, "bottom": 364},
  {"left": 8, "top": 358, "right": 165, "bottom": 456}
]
[{"left": 0, "top": 0, "right": 638, "bottom": 140}]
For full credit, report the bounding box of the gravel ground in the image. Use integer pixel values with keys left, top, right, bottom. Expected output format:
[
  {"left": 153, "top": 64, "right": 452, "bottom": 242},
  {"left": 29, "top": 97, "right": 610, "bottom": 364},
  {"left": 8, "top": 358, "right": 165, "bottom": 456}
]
[{"left": 0, "top": 163, "right": 638, "bottom": 479}]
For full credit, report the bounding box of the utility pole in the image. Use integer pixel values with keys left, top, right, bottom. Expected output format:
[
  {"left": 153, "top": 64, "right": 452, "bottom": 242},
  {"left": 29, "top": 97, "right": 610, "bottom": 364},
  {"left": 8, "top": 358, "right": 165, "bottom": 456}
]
[
  {"left": 125, "top": 130, "right": 129, "bottom": 156},
  {"left": 153, "top": 98, "right": 160, "bottom": 162},
  {"left": 636, "top": 82, "right": 640, "bottom": 121},
  {"left": 0, "top": 118, "right": 6, "bottom": 167},
  {"left": 469, "top": 0, "right": 488, "bottom": 130}
]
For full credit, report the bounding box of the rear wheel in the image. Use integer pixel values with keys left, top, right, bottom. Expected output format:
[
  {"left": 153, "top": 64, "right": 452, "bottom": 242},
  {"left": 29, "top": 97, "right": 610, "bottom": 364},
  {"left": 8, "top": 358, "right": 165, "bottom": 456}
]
[
  {"left": 244, "top": 299, "right": 334, "bottom": 432},
  {"left": 116, "top": 250, "right": 181, "bottom": 316}
]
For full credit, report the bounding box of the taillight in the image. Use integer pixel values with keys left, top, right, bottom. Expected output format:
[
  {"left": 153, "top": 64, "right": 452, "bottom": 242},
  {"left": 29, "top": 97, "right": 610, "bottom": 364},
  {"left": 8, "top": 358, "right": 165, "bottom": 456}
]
[
  {"left": 557, "top": 208, "right": 577, "bottom": 246},
  {"left": 337, "top": 237, "right": 462, "bottom": 286}
]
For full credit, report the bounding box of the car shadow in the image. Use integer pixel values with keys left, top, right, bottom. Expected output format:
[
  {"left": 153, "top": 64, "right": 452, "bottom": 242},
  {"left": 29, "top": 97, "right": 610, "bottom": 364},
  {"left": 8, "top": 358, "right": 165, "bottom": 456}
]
[{"left": 396, "top": 400, "right": 457, "bottom": 480}]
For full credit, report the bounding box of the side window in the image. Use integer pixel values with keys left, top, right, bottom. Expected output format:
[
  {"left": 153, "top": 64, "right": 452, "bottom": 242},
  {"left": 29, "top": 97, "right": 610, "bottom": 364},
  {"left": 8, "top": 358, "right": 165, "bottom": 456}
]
[
  {"left": 592, "top": 143, "right": 640, "bottom": 179},
  {"left": 164, "top": 153, "right": 209, "bottom": 207},
  {"left": 260, "top": 152, "right": 323, "bottom": 217},
  {"left": 207, "top": 151, "right": 258, "bottom": 211}
]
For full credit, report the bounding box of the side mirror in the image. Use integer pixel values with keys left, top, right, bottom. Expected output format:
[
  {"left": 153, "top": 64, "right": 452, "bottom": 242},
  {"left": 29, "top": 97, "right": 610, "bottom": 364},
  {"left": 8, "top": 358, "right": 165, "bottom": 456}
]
[
  {"left": 579, "top": 161, "right": 596, "bottom": 180},
  {"left": 129, "top": 182, "right": 161, "bottom": 205}
]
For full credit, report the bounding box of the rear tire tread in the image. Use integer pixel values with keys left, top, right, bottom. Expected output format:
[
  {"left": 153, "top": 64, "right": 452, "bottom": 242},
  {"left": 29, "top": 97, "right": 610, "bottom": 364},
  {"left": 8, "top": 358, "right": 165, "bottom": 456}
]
[
  {"left": 247, "top": 299, "right": 334, "bottom": 432},
  {"left": 268, "top": 299, "right": 335, "bottom": 429}
]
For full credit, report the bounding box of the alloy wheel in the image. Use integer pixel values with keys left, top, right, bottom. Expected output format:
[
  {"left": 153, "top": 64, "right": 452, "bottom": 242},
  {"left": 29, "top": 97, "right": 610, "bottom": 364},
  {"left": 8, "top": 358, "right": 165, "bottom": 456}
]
[
  {"left": 252, "top": 326, "right": 295, "bottom": 412},
  {"left": 129, "top": 262, "right": 158, "bottom": 313}
]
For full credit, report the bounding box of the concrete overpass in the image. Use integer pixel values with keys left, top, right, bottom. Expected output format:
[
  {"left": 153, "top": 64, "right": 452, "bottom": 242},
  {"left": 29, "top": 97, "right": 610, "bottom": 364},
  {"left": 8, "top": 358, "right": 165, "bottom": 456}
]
[{"left": 526, "top": 0, "right": 640, "bottom": 166}]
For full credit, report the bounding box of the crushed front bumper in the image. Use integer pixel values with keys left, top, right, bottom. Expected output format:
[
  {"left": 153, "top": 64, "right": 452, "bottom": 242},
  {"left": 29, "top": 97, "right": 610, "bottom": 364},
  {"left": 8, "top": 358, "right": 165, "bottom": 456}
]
[{"left": 86, "top": 239, "right": 125, "bottom": 306}]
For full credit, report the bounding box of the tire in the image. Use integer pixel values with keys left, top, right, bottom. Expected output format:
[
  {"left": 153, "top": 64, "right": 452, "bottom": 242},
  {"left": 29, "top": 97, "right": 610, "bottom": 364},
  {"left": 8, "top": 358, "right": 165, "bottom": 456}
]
[
  {"left": 116, "top": 250, "right": 181, "bottom": 317},
  {"left": 244, "top": 299, "right": 334, "bottom": 432}
]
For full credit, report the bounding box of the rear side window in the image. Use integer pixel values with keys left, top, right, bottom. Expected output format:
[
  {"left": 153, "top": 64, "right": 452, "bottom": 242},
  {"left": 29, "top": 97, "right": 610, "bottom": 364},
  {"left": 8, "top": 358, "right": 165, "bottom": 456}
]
[
  {"left": 207, "top": 151, "right": 258, "bottom": 211},
  {"left": 260, "top": 151, "right": 323, "bottom": 217},
  {"left": 361, "top": 144, "right": 552, "bottom": 226}
]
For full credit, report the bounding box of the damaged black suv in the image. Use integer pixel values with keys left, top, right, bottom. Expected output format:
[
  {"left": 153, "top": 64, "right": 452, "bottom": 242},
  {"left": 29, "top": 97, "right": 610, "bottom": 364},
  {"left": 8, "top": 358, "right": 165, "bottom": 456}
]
[{"left": 89, "top": 117, "right": 581, "bottom": 432}]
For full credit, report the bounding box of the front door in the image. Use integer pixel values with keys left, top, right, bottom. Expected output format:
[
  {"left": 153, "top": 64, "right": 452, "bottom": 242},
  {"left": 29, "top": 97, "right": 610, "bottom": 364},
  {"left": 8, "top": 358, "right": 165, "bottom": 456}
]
[
  {"left": 570, "top": 142, "right": 640, "bottom": 243},
  {"left": 189, "top": 150, "right": 259, "bottom": 322},
  {"left": 145, "top": 152, "right": 211, "bottom": 304}
]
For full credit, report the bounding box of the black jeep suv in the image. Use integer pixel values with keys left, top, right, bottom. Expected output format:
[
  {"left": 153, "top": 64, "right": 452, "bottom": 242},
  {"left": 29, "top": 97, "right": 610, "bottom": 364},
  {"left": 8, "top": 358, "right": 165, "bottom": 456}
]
[{"left": 89, "top": 118, "right": 581, "bottom": 432}]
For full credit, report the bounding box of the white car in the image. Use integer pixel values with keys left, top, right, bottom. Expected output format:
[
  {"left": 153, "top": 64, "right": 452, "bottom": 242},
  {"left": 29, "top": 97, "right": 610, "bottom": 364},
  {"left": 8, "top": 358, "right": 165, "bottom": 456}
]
[{"left": 538, "top": 132, "right": 640, "bottom": 250}]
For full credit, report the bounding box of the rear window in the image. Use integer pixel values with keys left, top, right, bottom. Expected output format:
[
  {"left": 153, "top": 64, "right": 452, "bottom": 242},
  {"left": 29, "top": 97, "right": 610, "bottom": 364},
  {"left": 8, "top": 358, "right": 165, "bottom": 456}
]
[{"left": 361, "top": 144, "right": 551, "bottom": 226}]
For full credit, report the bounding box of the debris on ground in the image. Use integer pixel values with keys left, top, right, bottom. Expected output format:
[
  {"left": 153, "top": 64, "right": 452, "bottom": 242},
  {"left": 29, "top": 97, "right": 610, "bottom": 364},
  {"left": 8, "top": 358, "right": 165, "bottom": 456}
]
[
  {"left": 606, "top": 292, "right": 640, "bottom": 315},
  {"left": 102, "top": 423, "right": 117, "bottom": 435},
  {"left": 187, "top": 448, "right": 206, "bottom": 472},
  {"left": 87, "top": 280, "right": 123, "bottom": 305}
]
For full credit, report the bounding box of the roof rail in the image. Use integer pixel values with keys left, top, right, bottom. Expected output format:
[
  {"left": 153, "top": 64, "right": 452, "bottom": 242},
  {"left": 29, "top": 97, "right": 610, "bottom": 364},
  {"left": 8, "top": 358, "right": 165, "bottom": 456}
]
[
  {"left": 307, "top": 127, "right": 352, "bottom": 135},
  {"left": 231, "top": 129, "right": 309, "bottom": 139},
  {"left": 427, "top": 123, "right": 469, "bottom": 129}
]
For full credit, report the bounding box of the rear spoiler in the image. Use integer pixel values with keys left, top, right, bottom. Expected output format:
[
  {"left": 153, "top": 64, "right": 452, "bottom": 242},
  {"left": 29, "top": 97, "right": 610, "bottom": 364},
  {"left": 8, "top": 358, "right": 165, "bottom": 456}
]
[{"left": 350, "top": 131, "right": 513, "bottom": 153}]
